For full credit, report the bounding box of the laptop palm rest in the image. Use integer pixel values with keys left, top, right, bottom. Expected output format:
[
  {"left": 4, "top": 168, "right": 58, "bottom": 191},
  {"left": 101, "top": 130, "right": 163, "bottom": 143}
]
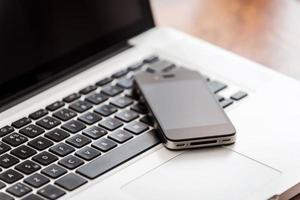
[{"left": 122, "top": 147, "right": 280, "bottom": 200}]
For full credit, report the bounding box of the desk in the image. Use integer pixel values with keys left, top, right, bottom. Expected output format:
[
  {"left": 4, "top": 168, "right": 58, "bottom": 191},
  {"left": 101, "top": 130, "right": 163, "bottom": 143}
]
[{"left": 151, "top": 0, "right": 300, "bottom": 79}]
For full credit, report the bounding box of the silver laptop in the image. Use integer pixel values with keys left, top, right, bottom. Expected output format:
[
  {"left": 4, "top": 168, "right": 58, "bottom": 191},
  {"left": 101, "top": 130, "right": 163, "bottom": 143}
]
[{"left": 0, "top": 1, "right": 299, "bottom": 200}]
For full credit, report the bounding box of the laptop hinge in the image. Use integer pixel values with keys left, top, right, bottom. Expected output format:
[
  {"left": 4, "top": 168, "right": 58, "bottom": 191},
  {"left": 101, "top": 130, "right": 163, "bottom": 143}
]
[{"left": 0, "top": 41, "right": 133, "bottom": 113}]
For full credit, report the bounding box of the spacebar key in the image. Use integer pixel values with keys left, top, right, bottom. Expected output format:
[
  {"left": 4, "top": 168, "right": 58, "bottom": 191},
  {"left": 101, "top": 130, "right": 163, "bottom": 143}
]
[{"left": 76, "top": 130, "right": 160, "bottom": 179}]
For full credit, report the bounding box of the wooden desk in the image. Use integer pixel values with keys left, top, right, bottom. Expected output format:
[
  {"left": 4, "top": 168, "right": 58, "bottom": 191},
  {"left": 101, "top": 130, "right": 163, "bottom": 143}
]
[{"left": 151, "top": 0, "right": 300, "bottom": 79}]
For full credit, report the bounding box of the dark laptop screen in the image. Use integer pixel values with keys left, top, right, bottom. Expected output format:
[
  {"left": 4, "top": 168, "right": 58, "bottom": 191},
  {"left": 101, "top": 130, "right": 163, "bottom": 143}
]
[{"left": 0, "top": 0, "right": 153, "bottom": 110}]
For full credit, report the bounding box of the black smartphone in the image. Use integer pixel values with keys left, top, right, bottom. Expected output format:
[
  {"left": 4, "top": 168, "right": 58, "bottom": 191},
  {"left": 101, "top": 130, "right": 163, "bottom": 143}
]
[{"left": 134, "top": 68, "right": 236, "bottom": 150}]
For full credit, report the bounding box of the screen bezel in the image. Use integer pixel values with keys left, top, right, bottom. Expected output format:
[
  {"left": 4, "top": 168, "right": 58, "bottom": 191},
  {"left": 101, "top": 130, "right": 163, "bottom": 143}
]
[
  {"left": 135, "top": 69, "right": 236, "bottom": 142},
  {"left": 0, "top": 0, "right": 154, "bottom": 111}
]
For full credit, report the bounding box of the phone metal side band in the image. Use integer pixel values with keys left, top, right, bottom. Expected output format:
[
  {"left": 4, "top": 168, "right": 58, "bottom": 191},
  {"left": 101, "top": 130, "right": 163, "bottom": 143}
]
[{"left": 163, "top": 134, "right": 236, "bottom": 150}]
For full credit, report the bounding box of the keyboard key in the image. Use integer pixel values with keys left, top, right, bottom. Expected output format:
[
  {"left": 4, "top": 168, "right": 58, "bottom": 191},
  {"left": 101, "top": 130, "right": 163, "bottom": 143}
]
[
  {"left": 0, "top": 192, "right": 14, "bottom": 200},
  {"left": 77, "top": 130, "right": 159, "bottom": 179},
  {"left": 24, "top": 173, "right": 50, "bottom": 188},
  {"left": 92, "top": 138, "right": 117, "bottom": 152},
  {"left": 66, "top": 135, "right": 91, "bottom": 148},
  {"left": 162, "top": 64, "right": 176, "bottom": 73},
  {"left": 79, "top": 85, "right": 97, "bottom": 95},
  {"left": 29, "top": 109, "right": 48, "bottom": 120},
  {"left": 124, "top": 121, "right": 149, "bottom": 135},
  {"left": 38, "top": 185, "right": 66, "bottom": 200},
  {"left": 15, "top": 160, "right": 40, "bottom": 175},
  {"left": 0, "top": 180, "right": 5, "bottom": 189},
  {"left": 12, "top": 117, "right": 31, "bottom": 129},
  {"left": 112, "top": 69, "right": 128, "bottom": 79},
  {"left": 78, "top": 112, "right": 101, "bottom": 125},
  {"left": 146, "top": 60, "right": 175, "bottom": 73},
  {"left": 50, "top": 143, "right": 75, "bottom": 157},
  {"left": 41, "top": 164, "right": 67, "bottom": 179},
  {"left": 140, "top": 115, "right": 155, "bottom": 126},
  {"left": 126, "top": 72, "right": 134, "bottom": 79},
  {"left": 58, "top": 155, "right": 84, "bottom": 170},
  {"left": 216, "top": 94, "right": 225, "bottom": 102},
  {"left": 127, "top": 62, "right": 143, "bottom": 71},
  {"left": 125, "top": 89, "right": 140, "bottom": 100},
  {"left": 0, "top": 154, "right": 19, "bottom": 168},
  {"left": 145, "top": 66, "right": 155, "bottom": 73},
  {"left": 130, "top": 103, "right": 148, "bottom": 114},
  {"left": 0, "top": 169, "right": 24, "bottom": 184},
  {"left": 207, "top": 80, "right": 227, "bottom": 93},
  {"left": 53, "top": 108, "right": 77, "bottom": 121},
  {"left": 22, "top": 194, "right": 44, "bottom": 200},
  {"left": 117, "top": 77, "right": 134, "bottom": 89},
  {"left": 55, "top": 173, "right": 87, "bottom": 191},
  {"left": 75, "top": 146, "right": 100, "bottom": 161},
  {"left": 115, "top": 110, "right": 139, "bottom": 122},
  {"left": 28, "top": 137, "right": 53, "bottom": 151},
  {"left": 220, "top": 98, "right": 234, "bottom": 108},
  {"left": 94, "top": 104, "right": 117, "bottom": 116},
  {"left": 46, "top": 101, "right": 65, "bottom": 111},
  {"left": 44, "top": 129, "right": 70, "bottom": 142},
  {"left": 101, "top": 85, "right": 123, "bottom": 97},
  {"left": 0, "top": 142, "right": 11, "bottom": 155},
  {"left": 69, "top": 100, "right": 92, "bottom": 113},
  {"left": 32, "top": 152, "right": 58, "bottom": 166},
  {"left": 85, "top": 93, "right": 108, "bottom": 105},
  {"left": 108, "top": 130, "right": 133, "bottom": 143},
  {"left": 143, "top": 55, "right": 158, "bottom": 63},
  {"left": 0, "top": 126, "right": 14, "bottom": 137},
  {"left": 61, "top": 120, "right": 86, "bottom": 133},
  {"left": 63, "top": 93, "right": 81, "bottom": 103},
  {"left": 96, "top": 77, "right": 112, "bottom": 86},
  {"left": 2, "top": 133, "right": 28, "bottom": 147},
  {"left": 99, "top": 118, "right": 123, "bottom": 131},
  {"left": 11, "top": 145, "right": 36, "bottom": 159},
  {"left": 20, "top": 125, "right": 44, "bottom": 138},
  {"left": 230, "top": 91, "right": 248, "bottom": 101},
  {"left": 6, "top": 182, "right": 32, "bottom": 197},
  {"left": 36, "top": 117, "right": 61, "bottom": 130},
  {"left": 6, "top": 182, "right": 32, "bottom": 198},
  {"left": 110, "top": 96, "right": 133, "bottom": 108},
  {"left": 82, "top": 126, "right": 107, "bottom": 139}
]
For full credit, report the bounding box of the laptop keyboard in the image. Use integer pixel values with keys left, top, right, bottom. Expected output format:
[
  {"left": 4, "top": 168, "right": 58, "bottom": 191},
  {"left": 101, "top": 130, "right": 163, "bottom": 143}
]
[{"left": 0, "top": 56, "right": 247, "bottom": 200}]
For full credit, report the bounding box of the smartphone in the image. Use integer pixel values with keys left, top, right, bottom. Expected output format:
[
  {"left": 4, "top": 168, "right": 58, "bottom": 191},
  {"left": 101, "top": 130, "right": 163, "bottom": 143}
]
[{"left": 134, "top": 68, "right": 236, "bottom": 150}]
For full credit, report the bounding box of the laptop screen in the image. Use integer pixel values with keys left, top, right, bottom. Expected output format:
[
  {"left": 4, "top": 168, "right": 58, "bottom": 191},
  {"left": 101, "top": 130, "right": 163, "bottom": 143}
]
[{"left": 0, "top": 0, "right": 153, "bottom": 110}]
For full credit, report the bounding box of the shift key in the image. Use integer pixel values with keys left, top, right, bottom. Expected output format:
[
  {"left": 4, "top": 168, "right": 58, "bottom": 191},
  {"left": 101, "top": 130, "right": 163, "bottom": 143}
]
[{"left": 76, "top": 130, "right": 160, "bottom": 179}]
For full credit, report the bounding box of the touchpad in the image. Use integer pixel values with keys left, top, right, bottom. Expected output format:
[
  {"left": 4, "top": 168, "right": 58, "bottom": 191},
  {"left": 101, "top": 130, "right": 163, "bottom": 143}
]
[{"left": 122, "top": 148, "right": 280, "bottom": 200}]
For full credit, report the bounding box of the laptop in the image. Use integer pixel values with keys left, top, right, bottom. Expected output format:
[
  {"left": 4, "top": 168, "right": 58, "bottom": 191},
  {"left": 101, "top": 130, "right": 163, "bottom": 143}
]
[{"left": 0, "top": 0, "right": 299, "bottom": 199}]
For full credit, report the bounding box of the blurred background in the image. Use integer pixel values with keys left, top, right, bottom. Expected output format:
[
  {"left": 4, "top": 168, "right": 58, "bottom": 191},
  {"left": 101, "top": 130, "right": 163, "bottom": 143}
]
[{"left": 151, "top": 0, "right": 300, "bottom": 79}]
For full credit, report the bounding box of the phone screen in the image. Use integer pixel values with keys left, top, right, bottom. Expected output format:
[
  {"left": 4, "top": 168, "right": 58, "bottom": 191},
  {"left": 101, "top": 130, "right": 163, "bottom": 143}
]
[
  {"left": 141, "top": 79, "right": 228, "bottom": 131},
  {"left": 135, "top": 69, "right": 235, "bottom": 142}
]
